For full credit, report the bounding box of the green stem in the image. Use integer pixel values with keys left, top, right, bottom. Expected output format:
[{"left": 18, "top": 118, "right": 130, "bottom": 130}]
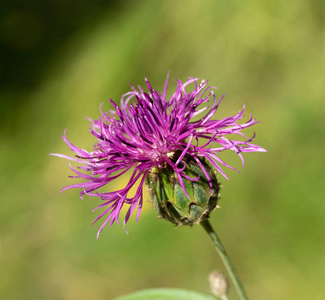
[{"left": 200, "top": 219, "right": 249, "bottom": 300}]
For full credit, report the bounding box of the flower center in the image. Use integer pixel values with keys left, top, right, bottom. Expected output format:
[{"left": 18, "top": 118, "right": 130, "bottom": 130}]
[{"left": 166, "top": 151, "right": 175, "bottom": 158}]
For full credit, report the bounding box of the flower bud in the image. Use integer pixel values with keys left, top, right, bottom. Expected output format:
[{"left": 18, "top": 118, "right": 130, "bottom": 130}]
[
  {"left": 146, "top": 155, "right": 220, "bottom": 226},
  {"left": 209, "top": 270, "right": 229, "bottom": 299}
]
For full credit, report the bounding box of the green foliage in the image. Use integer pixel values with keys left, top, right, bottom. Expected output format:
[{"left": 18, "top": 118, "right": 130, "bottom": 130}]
[{"left": 114, "top": 288, "right": 218, "bottom": 300}]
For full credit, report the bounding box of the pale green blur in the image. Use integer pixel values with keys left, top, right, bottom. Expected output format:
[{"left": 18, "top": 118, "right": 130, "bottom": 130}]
[{"left": 1, "top": 0, "right": 325, "bottom": 299}]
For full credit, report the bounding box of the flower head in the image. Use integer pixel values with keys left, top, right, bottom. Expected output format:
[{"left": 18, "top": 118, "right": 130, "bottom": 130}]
[{"left": 52, "top": 73, "right": 266, "bottom": 237}]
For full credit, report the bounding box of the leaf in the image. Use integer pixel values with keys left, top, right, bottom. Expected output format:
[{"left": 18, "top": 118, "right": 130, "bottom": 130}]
[{"left": 113, "top": 288, "right": 220, "bottom": 300}]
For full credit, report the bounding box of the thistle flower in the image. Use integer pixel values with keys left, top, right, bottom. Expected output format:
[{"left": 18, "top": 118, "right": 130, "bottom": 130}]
[{"left": 51, "top": 73, "right": 265, "bottom": 237}]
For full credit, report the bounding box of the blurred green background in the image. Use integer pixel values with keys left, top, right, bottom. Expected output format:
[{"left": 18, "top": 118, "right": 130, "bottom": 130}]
[{"left": 1, "top": 0, "right": 324, "bottom": 299}]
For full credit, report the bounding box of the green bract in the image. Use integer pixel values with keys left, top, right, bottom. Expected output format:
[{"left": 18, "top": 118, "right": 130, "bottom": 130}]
[{"left": 146, "top": 155, "right": 220, "bottom": 226}]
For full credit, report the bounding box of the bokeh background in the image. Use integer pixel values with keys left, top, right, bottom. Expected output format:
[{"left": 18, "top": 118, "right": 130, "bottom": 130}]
[{"left": 1, "top": 0, "right": 324, "bottom": 299}]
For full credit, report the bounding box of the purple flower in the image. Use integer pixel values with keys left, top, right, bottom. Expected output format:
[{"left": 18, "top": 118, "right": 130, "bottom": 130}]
[{"left": 51, "top": 73, "right": 266, "bottom": 237}]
